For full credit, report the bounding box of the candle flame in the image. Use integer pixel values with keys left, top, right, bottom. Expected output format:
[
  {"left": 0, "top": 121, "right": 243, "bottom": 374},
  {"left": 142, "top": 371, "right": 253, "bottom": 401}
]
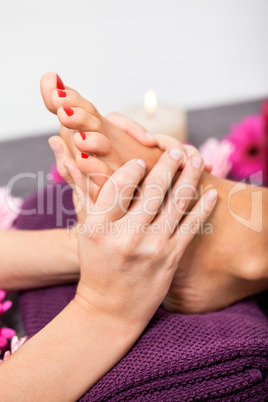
[{"left": 144, "top": 90, "right": 157, "bottom": 116}]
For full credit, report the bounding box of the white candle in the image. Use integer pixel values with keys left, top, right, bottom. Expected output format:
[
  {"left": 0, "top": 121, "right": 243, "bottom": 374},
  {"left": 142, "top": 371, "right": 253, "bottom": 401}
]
[{"left": 124, "top": 90, "right": 187, "bottom": 142}]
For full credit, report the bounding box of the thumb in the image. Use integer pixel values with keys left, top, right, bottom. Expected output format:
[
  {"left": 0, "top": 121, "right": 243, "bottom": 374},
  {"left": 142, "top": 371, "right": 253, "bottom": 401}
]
[{"left": 105, "top": 112, "right": 157, "bottom": 147}]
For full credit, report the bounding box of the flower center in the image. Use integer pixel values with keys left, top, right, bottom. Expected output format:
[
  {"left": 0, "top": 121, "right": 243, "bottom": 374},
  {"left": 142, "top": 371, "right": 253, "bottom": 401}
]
[{"left": 247, "top": 145, "right": 259, "bottom": 157}]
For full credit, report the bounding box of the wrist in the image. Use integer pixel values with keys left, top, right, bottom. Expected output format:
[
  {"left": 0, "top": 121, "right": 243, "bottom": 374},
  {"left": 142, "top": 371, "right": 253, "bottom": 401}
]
[
  {"left": 62, "top": 226, "right": 79, "bottom": 272},
  {"left": 75, "top": 281, "right": 146, "bottom": 339}
]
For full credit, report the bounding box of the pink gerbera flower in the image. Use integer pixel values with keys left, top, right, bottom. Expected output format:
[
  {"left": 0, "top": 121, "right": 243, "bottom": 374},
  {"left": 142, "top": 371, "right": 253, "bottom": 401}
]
[
  {"left": 0, "top": 290, "right": 12, "bottom": 316},
  {"left": 0, "top": 327, "right": 16, "bottom": 350},
  {"left": 10, "top": 335, "right": 28, "bottom": 354},
  {"left": 0, "top": 335, "right": 27, "bottom": 364},
  {"left": 199, "top": 138, "right": 234, "bottom": 178},
  {"left": 0, "top": 186, "right": 23, "bottom": 230},
  {"left": 0, "top": 289, "right": 15, "bottom": 352},
  {"left": 227, "top": 116, "right": 265, "bottom": 180}
]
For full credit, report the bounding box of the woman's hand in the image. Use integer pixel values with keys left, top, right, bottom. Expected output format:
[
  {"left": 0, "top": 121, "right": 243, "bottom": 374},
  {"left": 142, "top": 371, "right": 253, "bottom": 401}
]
[
  {"left": 67, "top": 149, "right": 218, "bottom": 329},
  {"left": 105, "top": 111, "right": 213, "bottom": 173},
  {"left": 0, "top": 137, "right": 217, "bottom": 402}
]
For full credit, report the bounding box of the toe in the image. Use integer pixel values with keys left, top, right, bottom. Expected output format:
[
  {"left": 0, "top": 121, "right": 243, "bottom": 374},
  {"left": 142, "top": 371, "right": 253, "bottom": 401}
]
[
  {"left": 41, "top": 72, "right": 101, "bottom": 118},
  {"left": 73, "top": 130, "right": 122, "bottom": 170},
  {"left": 40, "top": 72, "right": 60, "bottom": 114},
  {"left": 51, "top": 88, "right": 100, "bottom": 118},
  {"left": 57, "top": 106, "right": 104, "bottom": 134},
  {"left": 73, "top": 131, "right": 112, "bottom": 155}
]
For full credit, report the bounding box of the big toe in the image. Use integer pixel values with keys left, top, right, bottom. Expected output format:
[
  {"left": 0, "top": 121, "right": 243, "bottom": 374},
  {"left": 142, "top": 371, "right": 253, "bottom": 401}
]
[{"left": 40, "top": 72, "right": 65, "bottom": 114}]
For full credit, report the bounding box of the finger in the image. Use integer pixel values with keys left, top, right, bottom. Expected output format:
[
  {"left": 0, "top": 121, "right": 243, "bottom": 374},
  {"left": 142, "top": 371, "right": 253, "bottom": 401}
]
[
  {"left": 154, "top": 135, "right": 211, "bottom": 172},
  {"left": 48, "top": 136, "right": 85, "bottom": 190},
  {"left": 170, "top": 188, "right": 218, "bottom": 253},
  {"left": 130, "top": 149, "right": 183, "bottom": 223},
  {"left": 90, "top": 159, "right": 146, "bottom": 223},
  {"left": 153, "top": 134, "right": 187, "bottom": 163},
  {"left": 105, "top": 112, "right": 157, "bottom": 146},
  {"left": 155, "top": 153, "right": 204, "bottom": 236},
  {"left": 76, "top": 153, "right": 114, "bottom": 187},
  {"left": 184, "top": 144, "right": 211, "bottom": 172},
  {"left": 63, "top": 158, "right": 94, "bottom": 215},
  {"left": 63, "top": 158, "right": 86, "bottom": 192},
  {"left": 75, "top": 153, "right": 114, "bottom": 202},
  {"left": 204, "top": 164, "right": 213, "bottom": 173}
]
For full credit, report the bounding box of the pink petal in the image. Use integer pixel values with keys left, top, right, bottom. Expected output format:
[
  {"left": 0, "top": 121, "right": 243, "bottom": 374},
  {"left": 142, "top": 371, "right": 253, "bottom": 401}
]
[
  {"left": 0, "top": 337, "right": 8, "bottom": 348},
  {"left": 1, "top": 327, "right": 16, "bottom": 339},
  {"left": 199, "top": 138, "right": 233, "bottom": 178},
  {"left": 0, "top": 300, "right": 12, "bottom": 313},
  {"left": 11, "top": 336, "right": 27, "bottom": 354},
  {"left": 17, "top": 336, "right": 27, "bottom": 348},
  {"left": 0, "top": 290, "right": 6, "bottom": 303},
  {"left": 10, "top": 336, "right": 18, "bottom": 352},
  {"left": 3, "top": 350, "right": 11, "bottom": 361}
]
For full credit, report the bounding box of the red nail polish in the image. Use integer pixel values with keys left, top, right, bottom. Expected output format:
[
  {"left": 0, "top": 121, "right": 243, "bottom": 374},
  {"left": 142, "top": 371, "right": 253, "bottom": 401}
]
[
  {"left": 63, "top": 107, "right": 74, "bottom": 117},
  {"left": 56, "top": 74, "right": 65, "bottom": 90},
  {"left": 79, "top": 132, "right": 86, "bottom": 140},
  {"left": 57, "top": 89, "right": 66, "bottom": 98},
  {"left": 81, "top": 152, "right": 88, "bottom": 159}
]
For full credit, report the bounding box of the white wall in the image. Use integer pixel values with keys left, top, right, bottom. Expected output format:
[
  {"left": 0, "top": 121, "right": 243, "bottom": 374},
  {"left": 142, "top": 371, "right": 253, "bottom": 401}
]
[{"left": 1, "top": 0, "right": 268, "bottom": 141}]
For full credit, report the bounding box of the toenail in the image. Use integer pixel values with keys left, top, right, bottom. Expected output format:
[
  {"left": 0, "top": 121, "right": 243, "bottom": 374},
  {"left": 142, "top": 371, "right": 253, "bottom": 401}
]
[
  {"left": 81, "top": 152, "right": 89, "bottom": 159},
  {"left": 57, "top": 89, "right": 66, "bottom": 98},
  {"left": 79, "top": 132, "right": 86, "bottom": 140},
  {"left": 56, "top": 74, "right": 65, "bottom": 90},
  {"left": 63, "top": 107, "right": 74, "bottom": 117}
]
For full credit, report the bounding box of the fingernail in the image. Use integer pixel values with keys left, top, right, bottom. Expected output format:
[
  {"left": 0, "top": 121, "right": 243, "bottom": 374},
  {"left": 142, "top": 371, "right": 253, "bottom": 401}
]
[
  {"left": 169, "top": 148, "right": 182, "bottom": 161},
  {"left": 49, "top": 140, "right": 62, "bottom": 156},
  {"left": 63, "top": 107, "right": 74, "bottom": 117},
  {"left": 137, "top": 159, "right": 146, "bottom": 168},
  {"left": 206, "top": 189, "right": 218, "bottom": 202},
  {"left": 146, "top": 132, "right": 154, "bottom": 140},
  {"left": 56, "top": 74, "right": 65, "bottom": 90},
  {"left": 81, "top": 152, "right": 89, "bottom": 159},
  {"left": 57, "top": 89, "right": 66, "bottom": 98},
  {"left": 79, "top": 132, "right": 86, "bottom": 140},
  {"left": 192, "top": 155, "right": 203, "bottom": 168}
]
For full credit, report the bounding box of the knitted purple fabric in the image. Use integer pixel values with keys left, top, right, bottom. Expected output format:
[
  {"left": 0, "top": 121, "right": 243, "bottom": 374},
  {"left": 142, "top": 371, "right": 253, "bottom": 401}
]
[{"left": 15, "top": 184, "right": 268, "bottom": 401}]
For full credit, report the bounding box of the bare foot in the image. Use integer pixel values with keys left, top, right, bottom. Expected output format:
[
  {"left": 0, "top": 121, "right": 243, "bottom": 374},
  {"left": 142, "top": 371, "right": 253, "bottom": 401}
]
[
  {"left": 41, "top": 73, "right": 268, "bottom": 314},
  {"left": 40, "top": 73, "right": 161, "bottom": 172}
]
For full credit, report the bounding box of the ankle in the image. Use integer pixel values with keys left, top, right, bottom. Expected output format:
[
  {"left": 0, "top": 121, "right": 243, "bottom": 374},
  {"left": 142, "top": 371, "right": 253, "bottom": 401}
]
[{"left": 224, "top": 182, "right": 268, "bottom": 281}]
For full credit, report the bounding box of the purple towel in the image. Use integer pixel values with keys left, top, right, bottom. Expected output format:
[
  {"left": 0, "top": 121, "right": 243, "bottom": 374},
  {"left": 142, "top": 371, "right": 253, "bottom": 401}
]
[{"left": 15, "top": 184, "right": 268, "bottom": 401}]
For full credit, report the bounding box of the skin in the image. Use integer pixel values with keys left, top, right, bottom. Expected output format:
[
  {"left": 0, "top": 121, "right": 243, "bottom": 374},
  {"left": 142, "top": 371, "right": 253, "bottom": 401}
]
[
  {"left": 0, "top": 146, "right": 216, "bottom": 401},
  {"left": 41, "top": 72, "right": 268, "bottom": 314},
  {"left": 0, "top": 229, "right": 78, "bottom": 290}
]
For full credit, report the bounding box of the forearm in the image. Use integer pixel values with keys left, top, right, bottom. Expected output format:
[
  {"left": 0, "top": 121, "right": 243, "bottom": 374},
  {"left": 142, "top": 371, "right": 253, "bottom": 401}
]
[
  {"left": 0, "top": 229, "right": 79, "bottom": 290},
  {"left": 0, "top": 294, "right": 140, "bottom": 401}
]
